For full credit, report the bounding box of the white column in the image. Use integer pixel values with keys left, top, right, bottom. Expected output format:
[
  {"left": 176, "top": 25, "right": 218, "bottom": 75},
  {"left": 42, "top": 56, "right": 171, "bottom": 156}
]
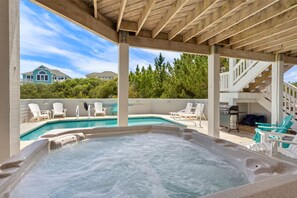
[
  {"left": 271, "top": 54, "right": 284, "bottom": 124},
  {"left": 118, "top": 31, "right": 129, "bottom": 126},
  {"left": 228, "top": 58, "right": 236, "bottom": 91},
  {"left": 208, "top": 45, "right": 220, "bottom": 138},
  {"left": 0, "top": 0, "right": 20, "bottom": 162}
]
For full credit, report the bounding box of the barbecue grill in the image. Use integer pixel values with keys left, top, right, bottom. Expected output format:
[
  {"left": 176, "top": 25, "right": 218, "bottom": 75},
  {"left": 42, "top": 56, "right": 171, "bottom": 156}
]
[{"left": 220, "top": 105, "right": 239, "bottom": 132}]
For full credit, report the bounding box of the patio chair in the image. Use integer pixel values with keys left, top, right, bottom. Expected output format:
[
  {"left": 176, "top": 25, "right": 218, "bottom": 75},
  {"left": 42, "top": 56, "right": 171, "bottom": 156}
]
[
  {"left": 28, "top": 103, "right": 50, "bottom": 121},
  {"left": 247, "top": 121, "right": 293, "bottom": 152},
  {"left": 272, "top": 133, "right": 297, "bottom": 159},
  {"left": 94, "top": 102, "right": 106, "bottom": 116},
  {"left": 196, "top": 103, "right": 206, "bottom": 120},
  {"left": 169, "top": 103, "right": 193, "bottom": 118},
  {"left": 111, "top": 104, "right": 118, "bottom": 115},
  {"left": 253, "top": 116, "right": 293, "bottom": 143},
  {"left": 255, "top": 114, "right": 293, "bottom": 129},
  {"left": 52, "top": 103, "right": 67, "bottom": 118},
  {"left": 248, "top": 131, "right": 297, "bottom": 159}
]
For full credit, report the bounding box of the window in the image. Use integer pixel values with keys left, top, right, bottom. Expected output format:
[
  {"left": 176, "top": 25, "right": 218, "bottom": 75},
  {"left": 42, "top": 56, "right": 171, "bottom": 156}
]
[{"left": 36, "top": 70, "right": 48, "bottom": 81}]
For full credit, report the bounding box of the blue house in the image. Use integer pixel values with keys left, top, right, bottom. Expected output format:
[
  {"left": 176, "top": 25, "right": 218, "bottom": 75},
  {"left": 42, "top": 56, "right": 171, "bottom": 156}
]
[{"left": 22, "top": 65, "right": 71, "bottom": 84}]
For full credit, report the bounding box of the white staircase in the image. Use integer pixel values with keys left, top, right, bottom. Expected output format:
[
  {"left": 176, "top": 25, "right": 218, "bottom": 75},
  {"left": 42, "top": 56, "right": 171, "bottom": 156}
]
[{"left": 220, "top": 59, "right": 271, "bottom": 92}]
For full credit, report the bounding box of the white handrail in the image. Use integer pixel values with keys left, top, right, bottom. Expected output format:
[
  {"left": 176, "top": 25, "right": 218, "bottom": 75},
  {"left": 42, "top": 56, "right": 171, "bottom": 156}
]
[
  {"left": 233, "top": 60, "right": 258, "bottom": 85},
  {"left": 263, "top": 82, "right": 297, "bottom": 119},
  {"left": 220, "top": 72, "right": 229, "bottom": 91}
]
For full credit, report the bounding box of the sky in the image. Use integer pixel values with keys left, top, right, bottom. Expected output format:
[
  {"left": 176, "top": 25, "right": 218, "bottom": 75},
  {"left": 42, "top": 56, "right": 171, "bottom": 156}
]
[{"left": 21, "top": 0, "right": 296, "bottom": 81}]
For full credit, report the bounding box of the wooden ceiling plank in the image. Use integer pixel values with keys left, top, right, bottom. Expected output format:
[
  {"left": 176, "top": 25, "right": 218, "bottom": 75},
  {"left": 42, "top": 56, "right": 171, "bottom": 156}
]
[
  {"left": 136, "top": 0, "right": 156, "bottom": 35},
  {"left": 93, "top": 0, "right": 98, "bottom": 18},
  {"left": 117, "top": 0, "right": 128, "bottom": 31},
  {"left": 264, "top": 42, "right": 297, "bottom": 54},
  {"left": 183, "top": 0, "right": 247, "bottom": 42},
  {"left": 253, "top": 35, "right": 297, "bottom": 52},
  {"left": 230, "top": 7, "right": 297, "bottom": 49},
  {"left": 244, "top": 28, "right": 297, "bottom": 51},
  {"left": 195, "top": 0, "right": 278, "bottom": 44},
  {"left": 168, "top": 0, "right": 218, "bottom": 40},
  {"left": 208, "top": 0, "right": 297, "bottom": 46},
  {"left": 152, "top": 0, "right": 189, "bottom": 38}
]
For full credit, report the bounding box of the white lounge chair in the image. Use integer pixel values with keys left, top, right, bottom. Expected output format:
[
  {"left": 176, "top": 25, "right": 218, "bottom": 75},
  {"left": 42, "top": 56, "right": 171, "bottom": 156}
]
[
  {"left": 94, "top": 102, "right": 106, "bottom": 116},
  {"left": 52, "top": 103, "right": 67, "bottom": 118},
  {"left": 169, "top": 103, "right": 193, "bottom": 118},
  {"left": 178, "top": 103, "right": 206, "bottom": 120},
  {"left": 28, "top": 103, "right": 50, "bottom": 121}
]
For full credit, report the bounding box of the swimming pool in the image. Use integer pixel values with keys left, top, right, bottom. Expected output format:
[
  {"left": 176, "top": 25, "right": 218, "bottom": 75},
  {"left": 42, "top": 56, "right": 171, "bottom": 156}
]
[{"left": 21, "top": 117, "right": 183, "bottom": 141}]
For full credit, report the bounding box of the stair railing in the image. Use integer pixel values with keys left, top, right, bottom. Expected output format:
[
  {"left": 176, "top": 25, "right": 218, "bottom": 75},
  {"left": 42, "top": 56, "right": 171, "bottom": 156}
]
[
  {"left": 220, "top": 72, "right": 229, "bottom": 91},
  {"left": 283, "top": 82, "right": 297, "bottom": 118},
  {"left": 262, "top": 82, "right": 297, "bottom": 119},
  {"left": 232, "top": 60, "right": 258, "bottom": 85}
]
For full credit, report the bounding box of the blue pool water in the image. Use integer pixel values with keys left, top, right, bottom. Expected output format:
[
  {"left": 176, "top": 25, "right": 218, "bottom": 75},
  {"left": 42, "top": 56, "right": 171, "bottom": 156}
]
[{"left": 21, "top": 117, "right": 182, "bottom": 141}]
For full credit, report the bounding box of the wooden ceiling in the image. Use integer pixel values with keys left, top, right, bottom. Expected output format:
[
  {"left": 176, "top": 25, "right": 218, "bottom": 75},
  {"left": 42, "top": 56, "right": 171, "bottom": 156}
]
[{"left": 32, "top": 0, "right": 297, "bottom": 64}]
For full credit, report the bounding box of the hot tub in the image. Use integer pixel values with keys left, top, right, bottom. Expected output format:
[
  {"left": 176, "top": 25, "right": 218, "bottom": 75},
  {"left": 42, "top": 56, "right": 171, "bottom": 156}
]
[{"left": 1, "top": 125, "right": 297, "bottom": 197}]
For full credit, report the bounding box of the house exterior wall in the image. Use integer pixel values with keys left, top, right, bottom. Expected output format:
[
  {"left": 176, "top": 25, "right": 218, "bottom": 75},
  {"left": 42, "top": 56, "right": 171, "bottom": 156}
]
[{"left": 32, "top": 68, "right": 53, "bottom": 84}]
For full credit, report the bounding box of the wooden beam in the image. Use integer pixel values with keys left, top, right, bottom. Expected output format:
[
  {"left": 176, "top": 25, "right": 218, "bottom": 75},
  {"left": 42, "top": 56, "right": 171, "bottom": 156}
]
[
  {"left": 183, "top": 0, "right": 246, "bottom": 42},
  {"left": 128, "top": 34, "right": 287, "bottom": 63},
  {"left": 32, "top": 0, "right": 118, "bottom": 44},
  {"left": 152, "top": 0, "right": 189, "bottom": 38},
  {"left": 168, "top": 0, "right": 218, "bottom": 40},
  {"left": 219, "top": 47, "right": 275, "bottom": 62},
  {"left": 195, "top": 0, "right": 278, "bottom": 44},
  {"left": 136, "top": 0, "right": 156, "bottom": 36},
  {"left": 117, "top": 0, "right": 128, "bottom": 31},
  {"left": 229, "top": 8, "right": 297, "bottom": 48},
  {"left": 128, "top": 36, "right": 210, "bottom": 55},
  {"left": 284, "top": 56, "right": 297, "bottom": 65},
  {"left": 245, "top": 29, "right": 297, "bottom": 52},
  {"left": 120, "top": 20, "right": 138, "bottom": 32},
  {"left": 208, "top": 0, "right": 297, "bottom": 46},
  {"left": 93, "top": 0, "right": 97, "bottom": 18}
]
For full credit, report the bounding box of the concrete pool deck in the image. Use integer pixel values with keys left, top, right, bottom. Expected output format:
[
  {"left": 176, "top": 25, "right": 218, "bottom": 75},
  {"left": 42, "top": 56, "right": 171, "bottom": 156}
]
[{"left": 20, "top": 114, "right": 254, "bottom": 150}]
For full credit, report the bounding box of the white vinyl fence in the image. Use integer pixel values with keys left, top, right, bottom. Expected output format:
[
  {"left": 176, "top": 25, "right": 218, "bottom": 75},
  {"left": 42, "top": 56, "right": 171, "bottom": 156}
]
[{"left": 20, "top": 99, "right": 208, "bottom": 123}]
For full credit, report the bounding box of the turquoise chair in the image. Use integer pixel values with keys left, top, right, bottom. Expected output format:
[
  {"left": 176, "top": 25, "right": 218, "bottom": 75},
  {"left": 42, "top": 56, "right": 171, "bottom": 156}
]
[
  {"left": 255, "top": 115, "right": 293, "bottom": 129},
  {"left": 253, "top": 121, "right": 293, "bottom": 147},
  {"left": 111, "top": 104, "right": 118, "bottom": 115}
]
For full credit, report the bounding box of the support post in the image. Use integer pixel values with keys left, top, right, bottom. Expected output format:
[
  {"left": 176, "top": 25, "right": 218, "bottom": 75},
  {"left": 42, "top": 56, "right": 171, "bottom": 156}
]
[
  {"left": 118, "top": 31, "right": 129, "bottom": 126},
  {"left": 208, "top": 45, "right": 220, "bottom": 138},
  {"left": 271, "top": 54, "right": 284, "bottom": 124},
  {"left": 0, "top": 0, "right": 20, "bottom": 162},
  {"left": 228, "top": 58, "right": 236, "bottom": 91}
]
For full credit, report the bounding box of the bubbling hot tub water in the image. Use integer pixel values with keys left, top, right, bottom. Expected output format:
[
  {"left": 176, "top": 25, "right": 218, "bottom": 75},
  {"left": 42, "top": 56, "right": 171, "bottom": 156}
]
[{"left": 11, "top": 133, "right": 248, "bottom": 198}]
